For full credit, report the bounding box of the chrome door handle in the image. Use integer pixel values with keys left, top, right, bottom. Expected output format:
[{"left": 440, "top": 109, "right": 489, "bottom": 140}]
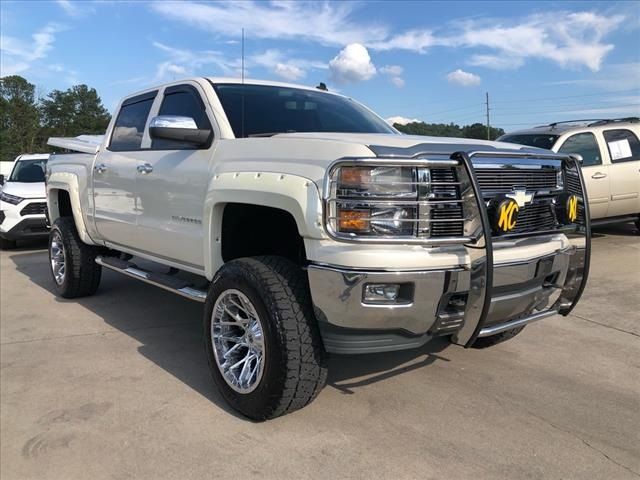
[
  {"left": 94, "top": 163, "right": 107, "bottom": 174},
  {"left": 591, "top": 172, "right": 607, "bottom": 179},
  {"left": 137, "top": 163, "right": 153, "bottom": 175}
]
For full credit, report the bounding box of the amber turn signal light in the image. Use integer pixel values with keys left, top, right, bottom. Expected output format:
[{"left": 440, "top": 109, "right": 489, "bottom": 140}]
[
  {"left": 339, "top": 167, "right": 371, "bottom": 187},
  {"left": 338, "top": 209, "right": 370, "bottom": 232}
]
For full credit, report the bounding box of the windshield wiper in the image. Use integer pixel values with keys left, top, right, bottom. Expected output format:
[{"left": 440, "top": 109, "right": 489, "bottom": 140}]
[{"left": 247, "top": 130, "right": 297, "bottom": 138}]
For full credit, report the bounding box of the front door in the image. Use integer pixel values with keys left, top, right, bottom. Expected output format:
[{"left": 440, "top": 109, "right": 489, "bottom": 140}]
[
  {"left": 134, "top": 83, "right": 215, "bottom": 269},
  {"left": 601, "top": 128, "right": 640, "bottom": 217},
  {"left": 557, "top": 131, "right": 610, "bottom": 219},
  {"left": 93, "top": 91, "right": 157, "bottom": 247}
]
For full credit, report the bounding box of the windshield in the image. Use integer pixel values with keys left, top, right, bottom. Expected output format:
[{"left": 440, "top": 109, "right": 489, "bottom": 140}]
[
  {"left": 499, "top": 134, "right": 560, "bottom": 150},
  {"left": 8, "top": 158, "right": 47, "bottom": 183},
  {"left": 213, "top": 84, "right": 395, "bottom": 138}
]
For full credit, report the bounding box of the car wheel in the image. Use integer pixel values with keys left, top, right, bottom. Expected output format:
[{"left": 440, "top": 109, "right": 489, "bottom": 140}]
[
  {"left": 48, "top": 217, "right": 102, "bottom": 298},
  {"left": 0, "top": 237, "right": 17, "bottom": 249},
  {"left": 471, "top": 325, "right": 525, "bottom": 348},
  {"left": 204, "top": 256, "right": 327, "bottom": 420}
]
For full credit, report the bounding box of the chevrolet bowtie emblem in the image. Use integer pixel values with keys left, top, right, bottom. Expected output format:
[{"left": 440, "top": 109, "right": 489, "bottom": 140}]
[{"left": 505, "top": 188, "right": 534, "bottom": 208}]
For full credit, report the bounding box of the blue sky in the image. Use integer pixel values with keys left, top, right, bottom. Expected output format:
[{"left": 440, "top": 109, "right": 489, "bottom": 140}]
[{"left": 1, "top": 0, "right": 639, "bottom": 131}]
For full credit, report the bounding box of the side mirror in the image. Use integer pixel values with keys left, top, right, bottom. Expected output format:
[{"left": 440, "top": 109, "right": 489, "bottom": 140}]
[
  {"left": 149, "top": 116, "right": 211, "bottom": 146},
  {"left": 0, "top": 174, "right": 4, "bottom": 185}
]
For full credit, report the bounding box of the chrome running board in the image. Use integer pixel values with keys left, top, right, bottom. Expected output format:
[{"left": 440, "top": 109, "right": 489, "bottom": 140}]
[{"left": 95, "top": 256, "right": 207, "bottom": 303}]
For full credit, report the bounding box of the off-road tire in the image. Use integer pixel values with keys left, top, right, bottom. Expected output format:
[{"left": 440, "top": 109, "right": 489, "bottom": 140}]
[
  {"left": 49, "top": 217, "right": 102, "bottom": 298},
  {"left": 472, "top": 325, "right": 525, "bottom": 348},
  {"left": 204, "top": 256, "right": 327, "bottom": 420},
  {"left": 0, "top": 237, "right": 16, "bottom": 249}
]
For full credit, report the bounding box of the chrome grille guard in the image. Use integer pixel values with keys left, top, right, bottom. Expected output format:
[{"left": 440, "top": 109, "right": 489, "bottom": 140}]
[{"left": 324, "top": 147, "right": 591, "bottom": 347}]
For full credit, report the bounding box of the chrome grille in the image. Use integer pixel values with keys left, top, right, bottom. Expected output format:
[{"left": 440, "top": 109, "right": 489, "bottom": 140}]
[
  {"left": 512, "top": 202, "right": 556, "bottom": 233},
  {"left": 428, "top": 168, "right": 464, "bottom": 238},
  {"left": 565, "top": 171, "right": 585, "bottom": 223},
  {"left": 475, "top": 168, "right": 559, "bottom": 194},
  {"left": 20, "top": 202, "right": 47, "bottom": 216}
]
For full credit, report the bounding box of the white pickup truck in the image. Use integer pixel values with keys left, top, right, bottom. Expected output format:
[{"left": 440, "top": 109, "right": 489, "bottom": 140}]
[{"left": 46, "top": 78, "right": 590, "bottom": 420}]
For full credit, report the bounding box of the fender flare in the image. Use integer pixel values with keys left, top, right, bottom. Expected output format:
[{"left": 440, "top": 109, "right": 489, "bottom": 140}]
[
  {"left": 47, "top": 170, "right": 97, "bottom": 246},
  {"left": 202, "top": 171, "right": 325, "bottom": 279}
]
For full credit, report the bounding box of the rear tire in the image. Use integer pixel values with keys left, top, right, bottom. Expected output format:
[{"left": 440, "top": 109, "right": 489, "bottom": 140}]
[
  {"left": 472, "top": 326, "right": 525, "bottom": 348},
  {"left": 48, "top": 217, "right": 102, "bottom": 298},
  {"left": 204, "top": 256, "right": 327, "bottom": 420},
  {"left": 0, "top": 237, "right": 16, "bottom": 249}
]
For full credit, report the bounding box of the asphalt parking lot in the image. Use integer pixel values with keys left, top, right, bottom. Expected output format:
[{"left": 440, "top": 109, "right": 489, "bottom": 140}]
[{"left": 1, "top": 225, "right": 639, "bottom": 480}]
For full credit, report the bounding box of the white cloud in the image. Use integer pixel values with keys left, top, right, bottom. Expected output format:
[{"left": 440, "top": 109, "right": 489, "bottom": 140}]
[
  {"left": 329, "top": 43, "right": 376, "bottom": 84},
  {"left": 0, "top": 23, "right": 64, "bottom": 77},
  {"left": 56, "top": 0, "right": 93, "bottom": 17},
  {"left": 386, "top": 116, "right": 420, "bottom": 126},
  {"left": 151, "top": 1, "right": 388, "bottom": 47},
  {"left": 447, "top": 69, "right": 481, "bottom": 87},
  {"left": 380, "top": 65, "right": 404, "bottom": 87},
  {"left": 468, "top": 54, "right": 524, "bottom": 70},
  {"left": 370, "top": 30, "right": 435, "bottom": 53},
  {"left": 544, "top": 63, "right": 640, "bottom": 91},
  {"left": 274, "top": 63, "right": 305, "bottom": 81},
  {"left": 152, "top": 41, "right": 241, "bottom": 82}
]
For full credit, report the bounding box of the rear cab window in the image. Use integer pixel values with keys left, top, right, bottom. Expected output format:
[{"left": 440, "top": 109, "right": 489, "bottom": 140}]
[
  {"left": 602, "top": 129, "right": 640, "bottom": 163},
  {"left": 499, "top": 134, "right": 559, "bottom": 150},
  {"left": 557, "top": 132, "right": 602, "bottom": 167},
  {"left": 109, "top": 91, "right": 157, "bottom": 151}
]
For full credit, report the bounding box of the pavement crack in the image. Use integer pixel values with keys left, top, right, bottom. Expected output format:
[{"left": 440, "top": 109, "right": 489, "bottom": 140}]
[{"left": 569, "top": 313, "right": 640, "bottom": 338}]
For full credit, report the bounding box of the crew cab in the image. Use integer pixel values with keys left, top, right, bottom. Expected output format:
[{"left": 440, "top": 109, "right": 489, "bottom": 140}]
[
  {"left": 45, "top": 78, "right": 590, "bottom": 420},
  {"left": 499, "top": 118, "right": 640, "bottom": 231},
  {"left": 0, "top": 154, "right": 49, "bottom": 249}
]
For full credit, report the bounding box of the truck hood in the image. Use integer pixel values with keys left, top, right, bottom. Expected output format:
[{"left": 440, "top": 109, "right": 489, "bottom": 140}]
[
  {"left": 273, "top": 132, "right": 538, "bottom": 152},
  {"left": 1, "top": 181, "right": 46, "bottom": 199},
  {"left": 213, "top": 132, "right": 549, "bottom": 190}
]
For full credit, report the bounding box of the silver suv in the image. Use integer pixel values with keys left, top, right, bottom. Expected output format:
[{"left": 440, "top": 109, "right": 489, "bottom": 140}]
[{"left": 499, "top": 118, "right": 640, "bottom": 231}]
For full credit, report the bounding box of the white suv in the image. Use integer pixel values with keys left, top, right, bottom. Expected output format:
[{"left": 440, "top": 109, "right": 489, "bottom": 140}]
[
  {"left": 499, "top": 119, "right": 640, "bottom": 231},
  {"left": 0, "top": 154, "right": 50, "bottom": 249}
]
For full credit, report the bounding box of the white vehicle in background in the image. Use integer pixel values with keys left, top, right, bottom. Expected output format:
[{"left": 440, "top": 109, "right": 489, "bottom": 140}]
[
  {"left": 499, "top": 118, "right": 640, "bottom": 231},
  {"left": 0, "top": 154, "right": 50, "bottom": 249}
]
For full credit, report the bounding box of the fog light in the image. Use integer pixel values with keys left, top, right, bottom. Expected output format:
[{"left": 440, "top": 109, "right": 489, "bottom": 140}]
[{"left": 364, "top": 283, "right": 400, "bottom": 303}]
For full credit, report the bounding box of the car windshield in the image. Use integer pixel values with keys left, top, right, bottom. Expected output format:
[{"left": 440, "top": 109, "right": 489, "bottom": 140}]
[
  {"left": 213, "top": 84, "right": 395, "bottom": 138},
  {"left": 499, "top": 134, "right": 560, "bottom": 150},
  {"left": 8, "top": 158, "right": 47, "bottom": 183}
]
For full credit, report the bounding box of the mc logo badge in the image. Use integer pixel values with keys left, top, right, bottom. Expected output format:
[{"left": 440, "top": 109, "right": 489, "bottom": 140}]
[
  {"left": 492, "top": 197, "right": 519, "bottom": 234},
  {"left": 567, "top": 195, "right": 579, "bottom": 222}
]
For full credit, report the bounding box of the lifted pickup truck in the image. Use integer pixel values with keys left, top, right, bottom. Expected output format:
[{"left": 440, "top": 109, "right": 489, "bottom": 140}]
[{"left": 46, "top": 78, "right": 590, "bottom": 420}]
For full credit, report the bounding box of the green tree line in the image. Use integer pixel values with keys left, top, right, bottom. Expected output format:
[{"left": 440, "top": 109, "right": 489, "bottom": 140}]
[
  {"left": 394, "top": 121, "right": 504, "bottom": 140},
  {"left": 0, "top": 75, "right": 111, "bottom": 162}
]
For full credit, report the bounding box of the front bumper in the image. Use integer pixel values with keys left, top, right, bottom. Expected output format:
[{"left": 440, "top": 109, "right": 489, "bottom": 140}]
[
  {"left": 0, "top": 198, "right": 49, "bottom": 240},
  {"left": 308, "top": 151, "right": 591, "bottom": 354},
  {"left": 0, "top": 217, "right": 49, "bottom": 240}
]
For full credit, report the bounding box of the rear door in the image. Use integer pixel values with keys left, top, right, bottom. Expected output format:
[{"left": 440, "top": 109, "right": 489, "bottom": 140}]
[
  {"left": 93, "top": 91, "right": 157, "bottom": 247},
  {"left": 556, "top": 131, "right": 610, "bottom": 219},
  {"left": 134, "top": 82, "right": 216, "bottom": 269},
  {"left": 601, "top": 128, "right": 640, "bottom": 217}
]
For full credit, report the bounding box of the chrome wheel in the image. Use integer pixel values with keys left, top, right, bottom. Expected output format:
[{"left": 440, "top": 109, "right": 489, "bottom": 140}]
[
  {"left": 211, "top": 289, "right": 265, "bottom": 394},
  {"left": 50, "top": 231, "right": 66, "bottom": 285}
]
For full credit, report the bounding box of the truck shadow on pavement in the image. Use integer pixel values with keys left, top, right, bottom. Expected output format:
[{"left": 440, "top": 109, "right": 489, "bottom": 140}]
[{"left": 10, "top": 250, "right": 452, "bottom": 418}]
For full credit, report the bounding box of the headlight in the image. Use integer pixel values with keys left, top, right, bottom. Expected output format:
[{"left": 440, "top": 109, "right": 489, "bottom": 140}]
[
  {"left": 0, "top": 192, "right": 23, "bottom": 205},
  {"left": 326, "top": 163, "right": 465, "bottom": 241}
]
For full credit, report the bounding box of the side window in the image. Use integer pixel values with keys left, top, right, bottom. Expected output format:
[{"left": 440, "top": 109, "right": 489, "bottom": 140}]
[
  {"left": 152, "top": 86, "right": 212, "bottom": 150},
  {"left": 558, "top": 132, "right": 602, "bottom": 167},
  {"left": 603, "top": 129, "right": 640, "bottom": 163},
  {"left": 109, "top": 92, "right": 156, "bottom": 151}
]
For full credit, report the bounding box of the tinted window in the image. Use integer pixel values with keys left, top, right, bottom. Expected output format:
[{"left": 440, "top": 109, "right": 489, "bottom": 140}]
[
  {"left": 8, "top": 158, "right": 47, "bottom": 183},
  {"left": 213, "top": 84, "right": 394, "bottom": 137},
  {"left": 499, "top": 134, "right": 559, "bottom": 150},
  {"left": 110, "top": 96, "right": 155, "bottom": 151},
  {"left": 152, "top": 88, "right": 212, "bottom": 149},
  {"left": 558, "top": 133, "right": 602, "bottom": 167},
  {"left": 603, "top": 129, "right": 640, "bottom": 163}
]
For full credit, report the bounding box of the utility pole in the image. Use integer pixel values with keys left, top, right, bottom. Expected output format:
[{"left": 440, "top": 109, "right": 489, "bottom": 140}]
[{"left": 485, "top": 91, "right": 490, "bottom": 140}]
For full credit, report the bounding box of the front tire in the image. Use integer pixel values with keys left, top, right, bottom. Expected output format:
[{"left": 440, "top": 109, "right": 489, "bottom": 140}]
[
  {"left": 204, "top": 256, "right": 327, "bottom": 420},
  {"left": 48, "top": 217, "right": 102, "bottom": 298}
]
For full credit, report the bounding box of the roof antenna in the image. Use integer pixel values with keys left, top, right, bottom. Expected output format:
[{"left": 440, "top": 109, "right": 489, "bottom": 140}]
[{"left": 241, "top": 27, "right": 245, "bottom": 139}]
